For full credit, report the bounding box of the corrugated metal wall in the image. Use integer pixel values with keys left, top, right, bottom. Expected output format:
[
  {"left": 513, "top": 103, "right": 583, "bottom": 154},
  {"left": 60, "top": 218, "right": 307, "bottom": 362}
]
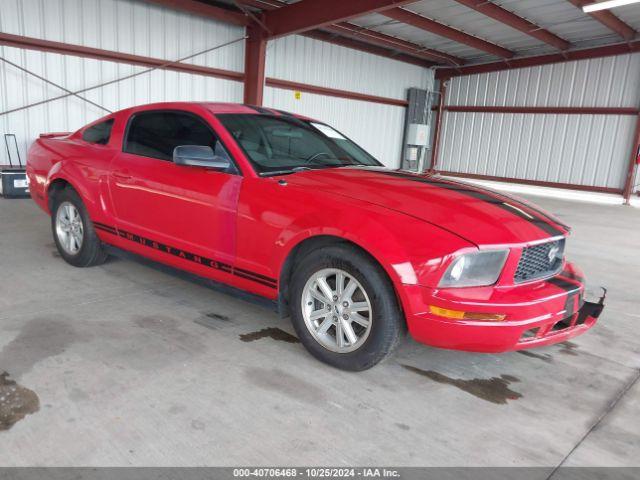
[
  {"left": 0, "top": 0, "right": 245, "bottom": 165},
  {"left": 437, "top": 53, "right": 640, "bottom": 191},
  {"left": 265, "top": 35, "right": 434, "bottom": 167},
  {"left": 1, "top": 0, "right": 432, "bottom": 168}
]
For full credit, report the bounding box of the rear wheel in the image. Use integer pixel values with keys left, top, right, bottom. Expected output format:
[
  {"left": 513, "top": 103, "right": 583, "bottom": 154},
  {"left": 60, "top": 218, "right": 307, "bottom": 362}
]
[
  {"left": 51, "top": 188, "right": 108, "bottom": 267},
  {"left": 290, "top": 245, "right": 404, "bottom": 371}
]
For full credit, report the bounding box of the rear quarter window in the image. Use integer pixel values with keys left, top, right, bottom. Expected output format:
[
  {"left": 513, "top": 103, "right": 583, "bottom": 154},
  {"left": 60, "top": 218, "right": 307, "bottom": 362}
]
[{"left": 82, "top": 119, "right": 114, "bottom": 145}]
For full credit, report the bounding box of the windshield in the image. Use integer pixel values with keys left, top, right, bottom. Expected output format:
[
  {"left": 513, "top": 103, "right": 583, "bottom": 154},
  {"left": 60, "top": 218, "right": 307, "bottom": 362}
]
[{"left": 216, "top": 114, "right": 381, "bottom": 175}]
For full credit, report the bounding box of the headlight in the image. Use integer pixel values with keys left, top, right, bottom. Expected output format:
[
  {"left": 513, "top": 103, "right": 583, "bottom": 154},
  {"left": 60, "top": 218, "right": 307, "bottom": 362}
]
[{"left": 439, "top": 250, "right": 509, "bottom": 288}]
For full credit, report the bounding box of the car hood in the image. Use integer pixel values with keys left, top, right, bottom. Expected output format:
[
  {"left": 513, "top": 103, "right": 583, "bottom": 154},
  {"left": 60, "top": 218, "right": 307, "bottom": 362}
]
[{"left": 285, "top": 167, "right": 568, "bottom": 246}]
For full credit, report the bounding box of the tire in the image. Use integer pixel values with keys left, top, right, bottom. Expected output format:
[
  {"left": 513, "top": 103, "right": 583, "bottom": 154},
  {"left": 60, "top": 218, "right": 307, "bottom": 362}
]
[
  {"left": 50, "top": 187, "right": 108, "bottom": 267},
  {"left": 289, "top": 244, "right": 405, "bottom": 371}
]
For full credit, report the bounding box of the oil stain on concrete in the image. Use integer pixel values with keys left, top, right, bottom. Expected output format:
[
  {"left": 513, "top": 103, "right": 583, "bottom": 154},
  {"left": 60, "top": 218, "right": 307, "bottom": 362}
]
[
  {"left": 194, "top": 312, "right": 232, "bottom": 330},
  {"left": 205, "top": 312, "right": 231, "bottom": 322},
  {"left": 130, "top": 315, "right": 207, "bottom": 364},
  {"left": 0, "top": 317, "right": 78, "bottom": 378},
  {"left": 402, "top": 365, "right": 522, "bottom": 405},
  {"left": 559, "top": 341, "right": 579, "bottom": 356},
  {"left": 240, "top": 327, "right": 299, "bottom": 344},
  {"left": 245, "top": 367, "right": 325, "bottom": 404},
  {"left": 0, "top": 371, "right": 39, "bottom": 431},
  {"left": 517, "top": 350, "right": 553, "bottom": 363}
]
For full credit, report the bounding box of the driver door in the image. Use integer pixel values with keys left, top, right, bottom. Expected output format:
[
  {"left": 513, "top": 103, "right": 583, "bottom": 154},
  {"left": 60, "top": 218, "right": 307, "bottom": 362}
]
[{"left": 108, "top": 109, "right": 241, "bottom": 267}]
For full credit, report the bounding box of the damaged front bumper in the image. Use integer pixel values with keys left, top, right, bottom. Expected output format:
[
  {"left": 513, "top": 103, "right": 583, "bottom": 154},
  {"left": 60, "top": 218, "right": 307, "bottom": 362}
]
[
  {"left": 401, "top": 263, "right": 606, "bottom": 353},
  {"left": 516, "top": 287, "right": 606, "bottom": 350}
]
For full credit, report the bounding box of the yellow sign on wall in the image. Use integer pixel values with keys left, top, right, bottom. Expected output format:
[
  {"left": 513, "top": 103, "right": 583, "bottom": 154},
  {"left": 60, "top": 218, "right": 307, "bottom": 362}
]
[{"left": 294, "top": 91, "right": 301, "bottom": 100}]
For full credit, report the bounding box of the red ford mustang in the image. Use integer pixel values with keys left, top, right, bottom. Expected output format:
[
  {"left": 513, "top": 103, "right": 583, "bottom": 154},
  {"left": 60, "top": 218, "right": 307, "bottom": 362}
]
[{"left": 27, "top": 102, "right": 605, "bottom": 370}]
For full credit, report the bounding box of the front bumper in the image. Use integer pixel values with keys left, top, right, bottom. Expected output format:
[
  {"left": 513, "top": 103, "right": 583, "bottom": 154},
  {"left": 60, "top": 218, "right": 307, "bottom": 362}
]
[{"left": 402, "top": 262, "right": 605, "bottom": 353}]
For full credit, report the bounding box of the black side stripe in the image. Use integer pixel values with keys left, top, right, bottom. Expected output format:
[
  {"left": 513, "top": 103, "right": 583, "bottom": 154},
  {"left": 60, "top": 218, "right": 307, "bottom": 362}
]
[
  {"left": 93, "top": 223, "right": 277, "bottom": 289},
  {"left": 93, "top": 222, "right": 117, "bottom": 235},
  {"left": 376, "top": 171, "right": 564, "bottom": 237}
]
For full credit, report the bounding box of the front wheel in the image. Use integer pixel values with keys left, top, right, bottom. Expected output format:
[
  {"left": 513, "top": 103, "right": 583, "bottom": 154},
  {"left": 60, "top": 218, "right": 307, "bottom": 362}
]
[{"left": 289, "top": 245, "right": 405, "bottom": 371}]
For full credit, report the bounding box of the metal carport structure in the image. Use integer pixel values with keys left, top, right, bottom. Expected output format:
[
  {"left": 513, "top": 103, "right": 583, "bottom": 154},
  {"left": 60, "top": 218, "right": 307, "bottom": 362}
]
[{"left": 1, "top": 0, "right": 639, "bottom": 201}]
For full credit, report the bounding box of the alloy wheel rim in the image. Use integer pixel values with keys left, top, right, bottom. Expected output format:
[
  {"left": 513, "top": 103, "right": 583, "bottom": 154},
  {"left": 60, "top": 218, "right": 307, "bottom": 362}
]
[
  {"left": 55, "top": 202, "right": 84, "bottom": 255},
  {"left": 301, "top": 268, "right": 373, "bottom": 353}
]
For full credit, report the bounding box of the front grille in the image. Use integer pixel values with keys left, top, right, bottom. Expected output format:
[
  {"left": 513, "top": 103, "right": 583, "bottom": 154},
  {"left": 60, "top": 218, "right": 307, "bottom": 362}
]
[{"left": 514, "top": 239, "right": 565, "bottom": 283}]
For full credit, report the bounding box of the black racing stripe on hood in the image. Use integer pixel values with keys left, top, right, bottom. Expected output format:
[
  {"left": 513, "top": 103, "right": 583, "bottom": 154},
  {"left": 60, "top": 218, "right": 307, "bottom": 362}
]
[
  {"left": 245, "top": 105, "right": 274, "bottom": 115},
  {"left": 375, "top": 171, "right": 565, "bottom": 238},
  {"left": 547, "top": 276, "right": 580, "bottom": 293},
  {"left": 271, "top": 108, "right": 297, "bottom": 118},
  {"left": 548, "top": 276, "right": 583, "bottom": 319},
  {"left": 470, "top": 184, "right": 571, "bottom": 231}
]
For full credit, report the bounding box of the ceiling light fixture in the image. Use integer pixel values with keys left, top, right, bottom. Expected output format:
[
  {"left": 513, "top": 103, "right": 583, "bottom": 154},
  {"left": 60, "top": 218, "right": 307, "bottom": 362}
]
[{"left": 583, "top": 0, "right": 640, "bottom": 12}]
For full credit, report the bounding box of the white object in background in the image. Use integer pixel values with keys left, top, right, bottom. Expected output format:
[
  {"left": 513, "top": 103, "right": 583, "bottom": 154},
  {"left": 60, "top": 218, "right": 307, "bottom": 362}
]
[
  {"left": 441, "top": 176, "right": 629, "bottom": 206},
  {"left": 407, "top": 123, "right": 430, "bottom": 146},
  {"left": 406, "top": 146, "right": 418, "bottom": 162},
  {"left": 583, "top": 0, "right": 640, "bottom": 12},
  {"left": 311, "top": 123, "right": 346, "bottom": 140}
]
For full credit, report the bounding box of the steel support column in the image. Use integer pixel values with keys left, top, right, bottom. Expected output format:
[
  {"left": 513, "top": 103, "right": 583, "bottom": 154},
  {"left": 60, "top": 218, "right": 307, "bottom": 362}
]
[
  {"left": 429, "top": 80, "right": 447, "bottom": 171},
  {"left": 623, "top": 113, "right": 640, "bottom": 204},
  {"left": 243, "top": 24, "right": 267, "bottom": 106}
]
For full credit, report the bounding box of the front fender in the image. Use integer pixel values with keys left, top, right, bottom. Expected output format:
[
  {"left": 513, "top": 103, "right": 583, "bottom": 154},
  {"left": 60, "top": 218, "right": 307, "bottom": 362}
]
[{"left": 276, "top": 202, "right": 474, "bottom": 288}]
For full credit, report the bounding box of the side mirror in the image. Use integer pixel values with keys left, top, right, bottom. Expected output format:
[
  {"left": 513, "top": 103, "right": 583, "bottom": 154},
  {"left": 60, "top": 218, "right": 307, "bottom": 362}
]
[{"left": 173, "top": 145, "right": 231, "bottom": 170}]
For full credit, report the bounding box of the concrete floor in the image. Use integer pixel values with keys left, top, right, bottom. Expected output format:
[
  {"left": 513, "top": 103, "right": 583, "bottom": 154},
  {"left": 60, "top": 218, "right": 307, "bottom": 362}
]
[{"left": 0, "top": 195, "right": 638, "bottom": 467}]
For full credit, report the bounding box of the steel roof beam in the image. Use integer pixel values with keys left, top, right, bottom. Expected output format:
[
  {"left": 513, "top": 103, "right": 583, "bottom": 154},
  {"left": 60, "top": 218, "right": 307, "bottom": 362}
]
[
  {"left": 566, "top": 0, "right": 636, "bottom": 41},
  {"left": 382, "top": 8, "right": 514, "bottom": 58},
  {"left": 324, "top": 22, "right": 464, "bottom": 66},
  {"left": 236, "top": 0, "right": 458, "bottom": 65},
  {"left": 143, "top": 0, "right": 249, "bottom": 26},
  {"left": 436, "top": 40, "right": 640, "bottom": 78},
  {"left": 453, "top": 0, "right": 571, "bottom": 51},
  {"left": 261, "top": 0, "right": 419, "bottom": 38},
  {"left": 301, "top": 30, "right": 437, "bottom": 68}
]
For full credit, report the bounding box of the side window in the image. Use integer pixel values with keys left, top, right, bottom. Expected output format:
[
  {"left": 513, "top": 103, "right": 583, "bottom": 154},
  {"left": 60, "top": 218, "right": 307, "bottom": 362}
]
[
  {"left": 82, "top": 119, "right": 114, "bottom": 145},
  {"left": 124, "top": 111, "right": 227, "bottom": 162}
]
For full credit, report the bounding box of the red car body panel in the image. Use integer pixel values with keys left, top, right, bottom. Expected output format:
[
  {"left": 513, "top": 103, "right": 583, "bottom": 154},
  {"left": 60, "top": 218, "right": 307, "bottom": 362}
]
[{"left": 26, "top": 102, "right": 603, "bottom": 353}]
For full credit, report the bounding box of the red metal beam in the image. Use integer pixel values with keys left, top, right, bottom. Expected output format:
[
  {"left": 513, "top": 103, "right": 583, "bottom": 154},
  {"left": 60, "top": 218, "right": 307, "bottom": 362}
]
[
  {"left": 429, "top": 81, "right": 447, "bottom": 171},
  {"left": 0, "top": 32, "right": 409, "bottom": 109},
  {"left": 0, "top": 32, "right": 244, "bottom": 82},
  {"left": 436, "top": 171, "right": 624, "bottom": 195},
  {"left": 623, "top": 114, "right": 640, "bottom": 203},
  {"left": 436, "top": 40, "right": 640, "bottom": 79},
  {"left": 243, "top": 24, "right": 267, "bottom": 106},
  {"left": 143, "top": 0, "right": 249, "bottom": 26},
  {"left": 262, "top": 0, "right": 418, "bottom": 38},
  {"left": 453, "top": 0, "right": 571, "bottom": 51},
  {"left": 235, "top": 0, "right": 284, "bottom": 10},
  {"left": 301, "top": 30, "right": 435, "bottom": 68},
  {"left": 566, "top": 0, "right": 636, "bottom": 41},
  {"left": 441, "top": 105, "right": 639, "bottom": 115},
  {"left": 265, "top": 78, "right": 409, "bottom": 107},
  {"left": 382, "top": 8, "right": 514, "bottom": 59},
  {"left": 325, "top": 22, "right": 464, "bottom": 66},
  {"left": 238, "top": 0, "right": 454, "bottom": 67}
]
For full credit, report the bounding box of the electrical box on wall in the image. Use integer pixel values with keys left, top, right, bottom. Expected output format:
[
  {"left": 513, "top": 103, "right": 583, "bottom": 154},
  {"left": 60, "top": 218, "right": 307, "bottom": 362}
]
[
  {"left": 401, "top": 88, "right": 435, "bottom": 172},
  {"left": 407, "top": 123, "right": 430, "bottom": 146}
]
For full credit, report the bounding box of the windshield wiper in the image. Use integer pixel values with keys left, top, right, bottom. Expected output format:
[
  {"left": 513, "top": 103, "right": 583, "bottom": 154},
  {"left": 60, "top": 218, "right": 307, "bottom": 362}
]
[{"left": 259, "top": 166, "right": 312, "bottom": 177}]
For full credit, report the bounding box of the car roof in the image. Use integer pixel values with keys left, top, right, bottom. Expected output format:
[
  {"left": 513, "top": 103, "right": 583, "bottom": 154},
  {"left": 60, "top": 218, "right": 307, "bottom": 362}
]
[{"left": 117, "top": 102, "right": 316, "bottom": 121}]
